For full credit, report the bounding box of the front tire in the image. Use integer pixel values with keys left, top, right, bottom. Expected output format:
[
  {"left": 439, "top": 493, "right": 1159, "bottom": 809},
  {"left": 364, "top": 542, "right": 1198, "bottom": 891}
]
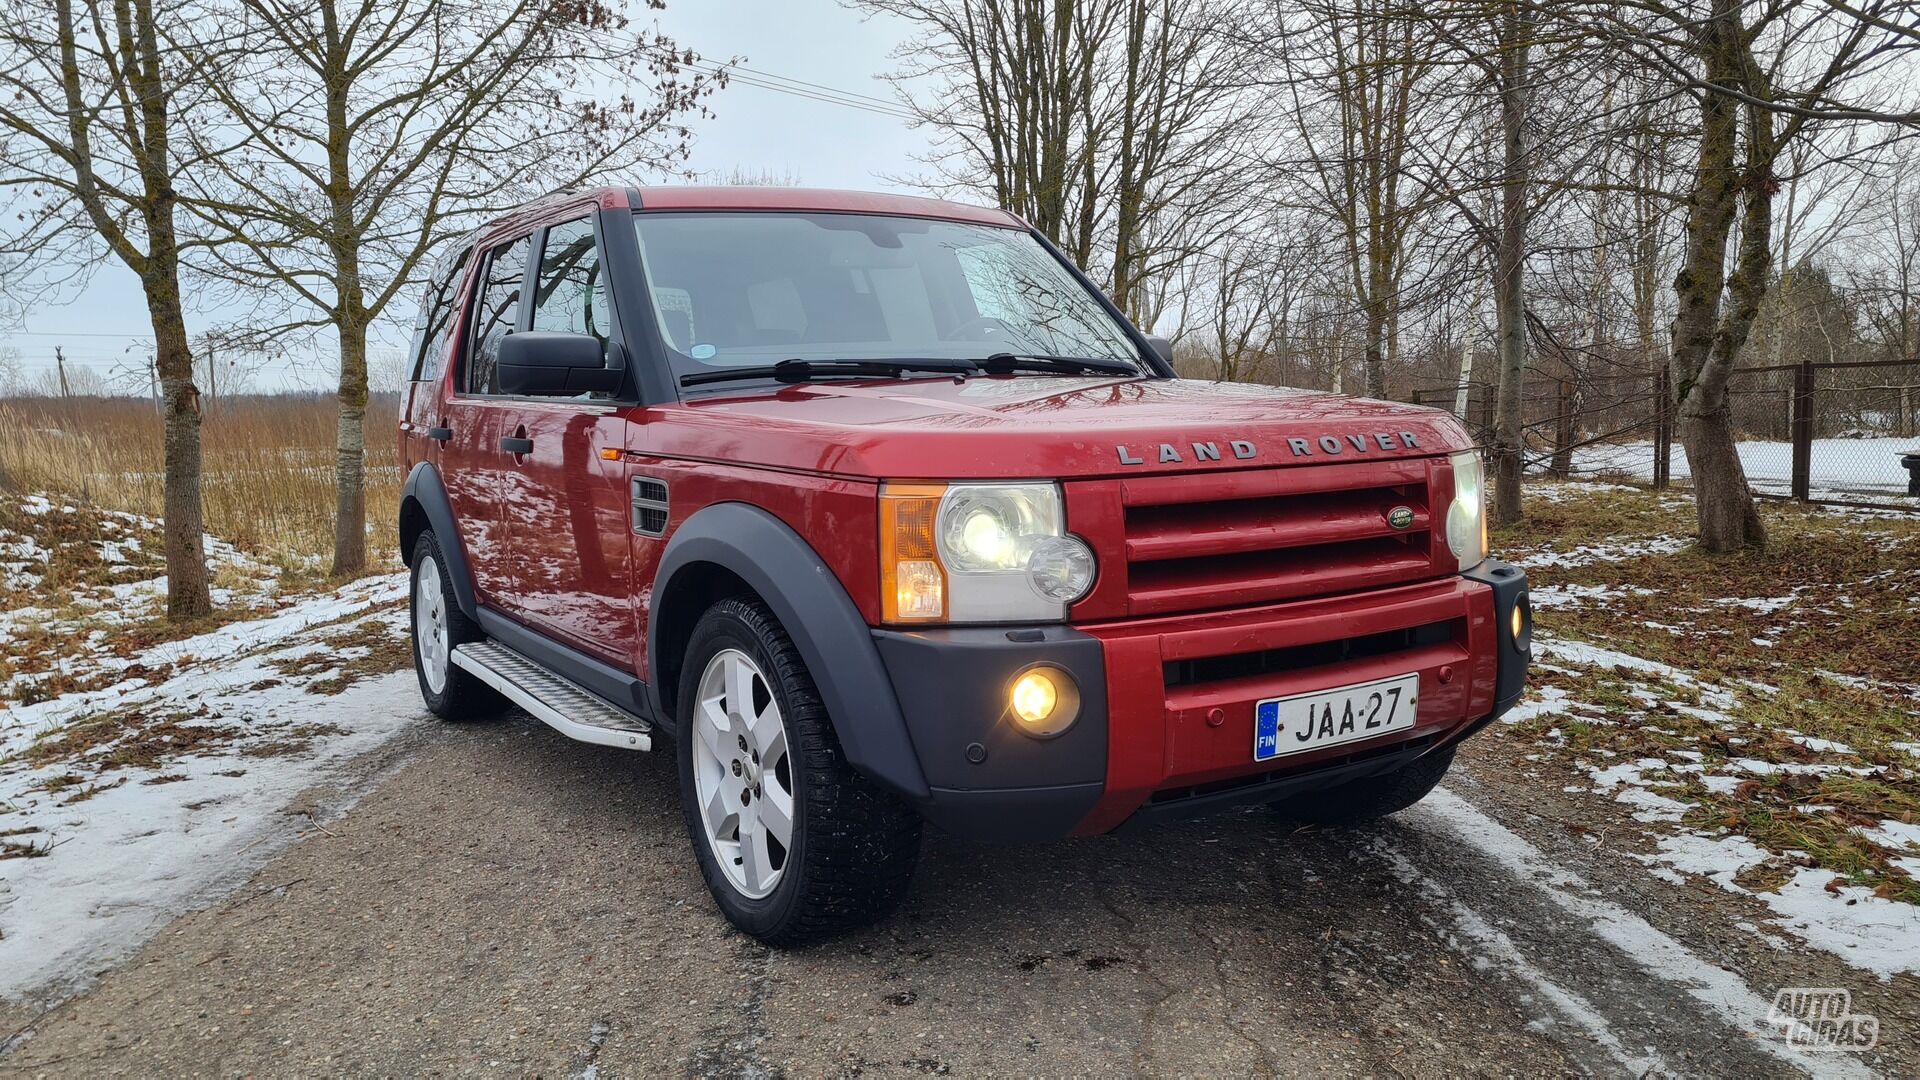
[
  {"left": 409, "top": 532, "right": 505, "bottom": 721},
  {"left": 1273, "top": 744, "right": 1456, "bottom": 826},
  {"left": 676, "top": 597, "right": 920, "bottom": 944}
]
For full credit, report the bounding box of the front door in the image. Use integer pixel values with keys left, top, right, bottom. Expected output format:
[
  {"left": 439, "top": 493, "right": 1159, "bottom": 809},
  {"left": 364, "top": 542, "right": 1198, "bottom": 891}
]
[{"left": 499, "top": 214, "right": 641, "bottom": 668}]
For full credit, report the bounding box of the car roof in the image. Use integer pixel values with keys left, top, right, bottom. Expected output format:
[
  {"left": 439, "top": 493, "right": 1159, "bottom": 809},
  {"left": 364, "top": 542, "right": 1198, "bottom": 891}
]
[
  {"left": 466, "top": 185, "right": 1028, "bottom": 253},
  {"left": 628, "top": 186, "right": 1026, "bottom": 229}
]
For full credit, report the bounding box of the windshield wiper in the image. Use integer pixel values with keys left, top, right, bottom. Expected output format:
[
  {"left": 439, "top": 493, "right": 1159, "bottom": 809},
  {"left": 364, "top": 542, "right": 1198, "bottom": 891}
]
[
  {"left": 979, "top": 352, "right": 1140, "bottom": 377},
  {"left": 680, "top": 357, "right": 981, "bottom": 387}
]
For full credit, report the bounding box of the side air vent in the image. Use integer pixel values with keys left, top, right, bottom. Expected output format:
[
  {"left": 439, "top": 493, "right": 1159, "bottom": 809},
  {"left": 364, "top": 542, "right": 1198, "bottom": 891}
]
[{"left": 631, "top": 477, "right": 670, "bottom": 537}]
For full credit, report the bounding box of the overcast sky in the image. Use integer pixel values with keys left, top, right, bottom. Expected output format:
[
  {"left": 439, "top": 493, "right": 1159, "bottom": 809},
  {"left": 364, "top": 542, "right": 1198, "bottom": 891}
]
[{"left": 3, "top": 0, "right": 936, "bottom": 392}]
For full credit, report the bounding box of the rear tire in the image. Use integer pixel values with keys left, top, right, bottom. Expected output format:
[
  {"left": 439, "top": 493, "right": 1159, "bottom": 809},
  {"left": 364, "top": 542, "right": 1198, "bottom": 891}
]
[
  {"left": 409, "top": 531, "right": 505, "bottom": 721},
  {"left": 676, "top": 596, "right": 920, "bottom": 945},
  {"left": 1272, "top": 745, "right": 1456, "bottom": 826}
]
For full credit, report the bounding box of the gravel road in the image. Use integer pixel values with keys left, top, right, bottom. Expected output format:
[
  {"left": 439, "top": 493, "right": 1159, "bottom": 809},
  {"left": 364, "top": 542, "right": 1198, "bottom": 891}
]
[{"left": 2, "top": 706, "right": 1912, "bottom": 1077}]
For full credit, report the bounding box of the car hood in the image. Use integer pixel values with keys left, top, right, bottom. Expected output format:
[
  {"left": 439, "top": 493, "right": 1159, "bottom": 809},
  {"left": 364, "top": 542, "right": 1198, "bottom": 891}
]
[{"left": 640, "top": 376, "right": 1472, "bottom": 480}]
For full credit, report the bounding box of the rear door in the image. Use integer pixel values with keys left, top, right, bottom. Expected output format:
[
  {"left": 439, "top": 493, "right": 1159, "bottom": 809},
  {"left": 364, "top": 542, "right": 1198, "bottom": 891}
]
[
  {"left": 398, "top": 245, "right": 467, "bottom": 486},
  {"left": 499, "top": 214, "right": 641, "bottom": 667},
  {"left": 440, "top": 232, "right": 534, "bottom": 609}
]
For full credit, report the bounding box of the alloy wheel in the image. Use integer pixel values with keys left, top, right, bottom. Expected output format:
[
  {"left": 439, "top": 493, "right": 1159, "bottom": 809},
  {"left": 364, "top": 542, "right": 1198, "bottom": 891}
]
[
  {"left": 414, "top": 554, "right": 450, "bottom": 695},
  {"left": 690, "top": 648, "right": 794, "bottom": 899}
]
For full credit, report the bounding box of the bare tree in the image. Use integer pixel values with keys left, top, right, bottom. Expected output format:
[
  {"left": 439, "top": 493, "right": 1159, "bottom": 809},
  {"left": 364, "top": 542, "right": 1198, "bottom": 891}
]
[
  {"left": 857, "top": 0, "right": 1250, "bottom": 319},
  {"left": 1486, "top": 2, "right": 1532, "bottom": 523},
  {"left": 1839, "top": 153, "right": 1920, "bottom": 436},
  {"left": 1559, "top": 0, "right": 1920, "bottom": 549},
  {"left": 0, "top": 344, "right": 22, "bottom": 394},
  {"left": 0, "top": 0, "right": 225, "bottom": 617},
  {"left": 186, "top": 0, "right": 724, "bottom": 575}
]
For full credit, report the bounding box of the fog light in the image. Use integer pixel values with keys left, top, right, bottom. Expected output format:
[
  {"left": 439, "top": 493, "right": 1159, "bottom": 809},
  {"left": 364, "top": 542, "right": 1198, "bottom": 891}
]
[
  {"left": 1510, "top": 605, "right": 1523, "bottom": 640},
  {"left": 1007, "top": 665, "right": 1080, "bottom": 738}
]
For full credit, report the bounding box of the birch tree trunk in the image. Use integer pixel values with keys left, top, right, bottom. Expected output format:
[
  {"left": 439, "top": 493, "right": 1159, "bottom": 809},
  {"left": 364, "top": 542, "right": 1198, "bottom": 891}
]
[{"left": 332, "top": 317, "right": 369, "bottom": 576}]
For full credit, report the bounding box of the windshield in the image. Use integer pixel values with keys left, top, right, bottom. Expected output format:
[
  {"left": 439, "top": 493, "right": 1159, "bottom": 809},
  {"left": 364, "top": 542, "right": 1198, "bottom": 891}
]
[{"left": 630, "top": 211, "right": 1145, "bottom": 383}]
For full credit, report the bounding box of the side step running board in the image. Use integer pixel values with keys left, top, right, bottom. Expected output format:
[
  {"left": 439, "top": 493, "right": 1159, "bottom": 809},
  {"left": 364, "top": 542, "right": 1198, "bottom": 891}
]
[{"left": 451, "top": 641, "right": 653, "bottom": 750}]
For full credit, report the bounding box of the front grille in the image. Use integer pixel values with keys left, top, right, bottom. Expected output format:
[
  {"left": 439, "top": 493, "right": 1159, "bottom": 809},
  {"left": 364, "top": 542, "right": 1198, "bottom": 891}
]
[
  {"left": 1163, "top": 618, "right": 1460, "bottom": 689},
  {"left": 1112, "top": 458, "right": 1445, "bottom": 617}
]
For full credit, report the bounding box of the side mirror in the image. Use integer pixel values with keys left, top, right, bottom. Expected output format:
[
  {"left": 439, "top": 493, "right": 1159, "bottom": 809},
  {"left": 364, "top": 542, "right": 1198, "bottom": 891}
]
[
  {"left": 1143, "top": 334, "right": 1175, "bottom": 367},
  {"left": 497, "top": 332, "right": 620, "bottom": 396}
]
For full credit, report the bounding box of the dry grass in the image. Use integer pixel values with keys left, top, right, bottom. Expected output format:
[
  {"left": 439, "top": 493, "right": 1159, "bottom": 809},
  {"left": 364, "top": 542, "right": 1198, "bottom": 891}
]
[{"left": 0, "top": 395, "right": 401, "bottom": 565}]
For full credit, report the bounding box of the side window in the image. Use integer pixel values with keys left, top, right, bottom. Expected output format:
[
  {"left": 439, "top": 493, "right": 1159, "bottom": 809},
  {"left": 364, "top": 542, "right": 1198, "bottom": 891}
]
[
  {"left": 530, "top": 217, "right": 610, "bottom": 359},
  {"left": 466, "top": 235, "right": 531, "bottom": 395},
  {"left": 406, "top": 248, "right": 467, "bottom": 384}
]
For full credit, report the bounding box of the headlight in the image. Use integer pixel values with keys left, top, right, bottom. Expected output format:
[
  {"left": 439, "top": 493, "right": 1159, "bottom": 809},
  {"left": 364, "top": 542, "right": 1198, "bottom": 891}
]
[
  {"left": 880, "top": 481, "right": 1096, "bottom": 623},
  {"left": 1447, "top": 450, "right": 1488, "bottom": 569}
]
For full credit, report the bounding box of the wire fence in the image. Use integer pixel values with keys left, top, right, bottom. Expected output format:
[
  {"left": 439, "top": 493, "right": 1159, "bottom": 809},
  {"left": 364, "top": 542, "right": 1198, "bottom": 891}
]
[{"left": 1412, "top": 357, "right": 1920, "bottom": 512}]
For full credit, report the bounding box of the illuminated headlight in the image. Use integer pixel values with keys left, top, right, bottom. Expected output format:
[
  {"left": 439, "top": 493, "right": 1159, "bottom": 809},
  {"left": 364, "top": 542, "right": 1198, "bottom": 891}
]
[
  {"left": 881, "top": 482, "right": 1096, "bottom": 623},
  {"left": 1447, "top": 450, "right": 1488, "bottom": 570}
]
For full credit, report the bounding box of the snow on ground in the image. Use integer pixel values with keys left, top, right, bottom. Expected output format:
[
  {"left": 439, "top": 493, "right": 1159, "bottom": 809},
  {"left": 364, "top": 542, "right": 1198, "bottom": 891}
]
[
  {"left": 1510, "top": 536, "right": 1692, "bottom": 571},
  {"left": 1559, "top": 437, "right": 1920, "bottom": 501},
  {"left": 0, "top": 495, "right": 421, "bottom": 1005},
  {"left": 0, "top": 670, "right": 420, "bottom": 1004},
  {"left": 1505, "top": 633, "right": 1920, "bottom": 979},
  {"left": 1652, "top": 830, "right": 1920, "bottom": 981}
]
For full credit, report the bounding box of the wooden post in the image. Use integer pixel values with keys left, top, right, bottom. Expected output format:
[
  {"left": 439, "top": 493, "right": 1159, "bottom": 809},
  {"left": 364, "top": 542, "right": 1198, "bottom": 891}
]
[
  {"left": 1653, "top": 365, "right": 1671, "bottom": 490},
  {"left": 1791, "top": 358, "right": 1814, "bottom": 501}
]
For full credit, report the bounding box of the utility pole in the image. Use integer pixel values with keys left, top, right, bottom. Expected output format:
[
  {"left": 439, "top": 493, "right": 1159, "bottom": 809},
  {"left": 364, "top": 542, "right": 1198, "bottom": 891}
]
[
  {"left": 148, "top": 352, "right": 159, "bottom": 413},
  {"left": 205, "top": 340, "right": 216, "bottom": 416},
  {"left": 55, "top": 345, "right": 70, "bottom": 398}
]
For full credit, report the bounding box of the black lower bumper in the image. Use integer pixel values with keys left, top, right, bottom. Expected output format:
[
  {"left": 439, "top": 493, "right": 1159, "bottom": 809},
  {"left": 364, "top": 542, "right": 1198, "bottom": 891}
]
[
  {"left": 871, "top": 625, "right": 1108, "bottom": 842},
  {"left": 1462, "top": 558, "right": 1532, "bottom": 720},
  {"left": 867, "top": 561, "right": 1530, "bottom": 842}
]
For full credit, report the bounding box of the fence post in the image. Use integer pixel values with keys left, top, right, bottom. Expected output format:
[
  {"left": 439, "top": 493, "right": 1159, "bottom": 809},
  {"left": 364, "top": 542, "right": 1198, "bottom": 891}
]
[
  {"left": 1653, "top": 366, "right": 1671, "bottom": 490},
  {"left": 1791, "top": 358, "right": 1814, "bottom": 502}
]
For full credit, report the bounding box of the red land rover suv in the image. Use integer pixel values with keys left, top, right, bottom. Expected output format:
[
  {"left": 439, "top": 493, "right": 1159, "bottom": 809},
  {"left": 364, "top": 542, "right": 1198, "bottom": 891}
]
[{"left": 397, "top": 186, "right": 1531, "bottom": 943}]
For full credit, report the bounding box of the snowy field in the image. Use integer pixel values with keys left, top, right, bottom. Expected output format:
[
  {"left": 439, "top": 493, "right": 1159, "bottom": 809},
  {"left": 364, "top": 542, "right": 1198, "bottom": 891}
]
[
  {"left": 1555, "top": 436, "right": 1919, "bottom": 501},
  {"left": 1, "top": 496, "right": 421, "bottom": 1004}
]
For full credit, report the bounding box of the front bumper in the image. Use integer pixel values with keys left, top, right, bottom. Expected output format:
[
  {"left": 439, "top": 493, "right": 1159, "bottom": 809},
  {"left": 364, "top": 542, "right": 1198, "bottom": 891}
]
[{"left": 871, "top": 559, "right": 1531, "bottom": 841}]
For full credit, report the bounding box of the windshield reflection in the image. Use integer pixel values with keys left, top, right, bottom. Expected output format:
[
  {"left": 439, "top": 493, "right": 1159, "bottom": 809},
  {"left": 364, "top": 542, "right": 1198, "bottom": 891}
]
[{"left": 630, "top": 212, "right": 1143, "bottom": 382}]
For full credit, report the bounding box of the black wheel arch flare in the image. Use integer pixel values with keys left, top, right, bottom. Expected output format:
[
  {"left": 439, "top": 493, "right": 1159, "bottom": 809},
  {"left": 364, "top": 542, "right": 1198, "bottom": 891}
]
[
  {"left": 649, "top": 502, "right": 932, "bottom": 802},
  {"left": 399, "top": 461, "right": 479, "bottom": 620}
]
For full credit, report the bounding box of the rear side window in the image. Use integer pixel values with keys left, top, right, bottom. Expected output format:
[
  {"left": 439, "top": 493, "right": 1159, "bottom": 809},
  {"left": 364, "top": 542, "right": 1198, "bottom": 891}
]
[
  {"left": 406, "top": 248, "right": 468, "bottom": 385},
  {"left": 466, "top": 236, "right": 531, "bottom": 394},
  {"left": 531, "top": 217, "right": 610, "bottom": 360}
]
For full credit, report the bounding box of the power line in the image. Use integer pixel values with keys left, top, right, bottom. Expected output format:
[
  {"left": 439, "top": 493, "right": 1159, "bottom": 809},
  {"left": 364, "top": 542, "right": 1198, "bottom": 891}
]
[
  {"left": 542, "top": 22, "right": 918, "bottom": 122},
  {"left": 728, "top": 63, "right": 903, "bottom": 110},
  {"left": 722, "top": 72, "right": 916, "bottom": 120}
]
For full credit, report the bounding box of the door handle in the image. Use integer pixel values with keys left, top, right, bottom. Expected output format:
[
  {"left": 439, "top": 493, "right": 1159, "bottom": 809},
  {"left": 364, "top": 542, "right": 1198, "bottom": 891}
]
[
  {"left": 499, "top": 436, "right": 534, "bottom": 455},
  {"left": 425, "top": 427, "right": 452, "bottom": 442}
]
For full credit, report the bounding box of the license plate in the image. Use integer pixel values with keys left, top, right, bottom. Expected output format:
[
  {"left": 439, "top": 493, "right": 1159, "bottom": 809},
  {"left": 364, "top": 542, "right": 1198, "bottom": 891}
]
[{"left": 1253, "top": 673, "right": 1419, "bottom": 762}]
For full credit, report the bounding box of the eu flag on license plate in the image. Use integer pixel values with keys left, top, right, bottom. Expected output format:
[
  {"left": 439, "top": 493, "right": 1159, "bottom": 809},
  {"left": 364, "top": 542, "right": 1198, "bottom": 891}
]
[{"left": 1254, "top": 700, "right": 1280, "bottom": 760}]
